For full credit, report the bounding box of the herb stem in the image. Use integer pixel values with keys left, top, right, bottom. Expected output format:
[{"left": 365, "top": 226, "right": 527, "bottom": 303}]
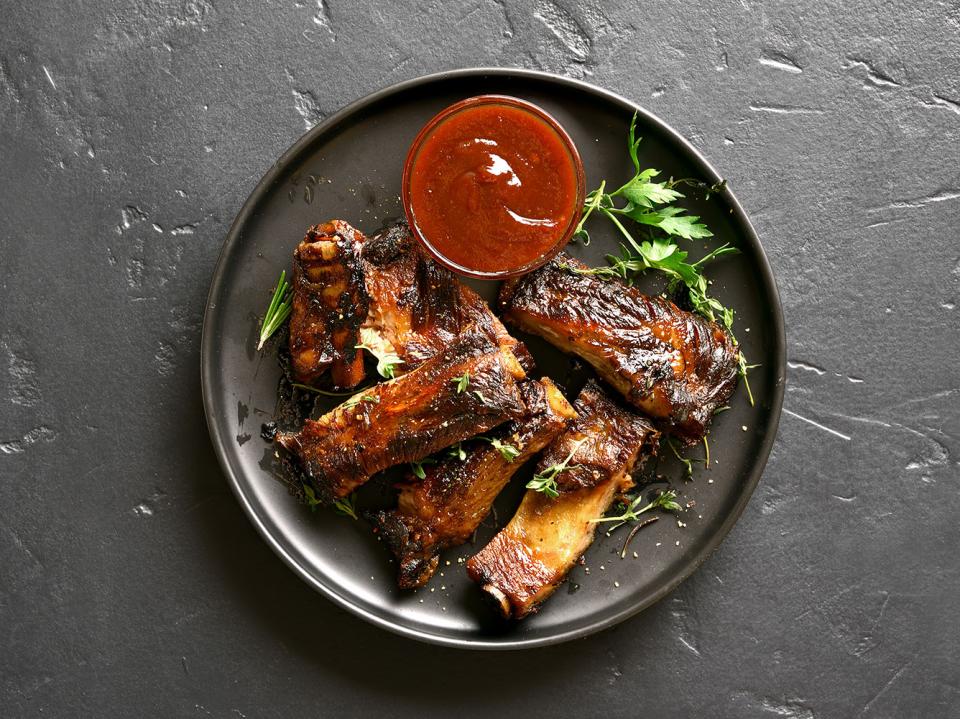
[{"left": 258, "top": 271, "right": 293, "bottom": 351}]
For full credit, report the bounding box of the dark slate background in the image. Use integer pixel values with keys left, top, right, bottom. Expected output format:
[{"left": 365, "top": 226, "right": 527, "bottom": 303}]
[{"left": 2, "top": 1, "right": 958, "bottom": 717}]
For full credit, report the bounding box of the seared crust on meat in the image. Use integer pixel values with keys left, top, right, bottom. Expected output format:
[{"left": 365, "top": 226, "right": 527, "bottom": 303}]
[
  {"left": 537, "top": 380, "right": 655, "bottom": 493},
  {"left": 288, "top": 220, "right": 369, "bottom": 388},
  {"left": 499, "top": 252, "right": 737, "bottom": 442},
  {"left": 373, "top": 378, "right": 576, "bottom": 589},
  {"left": 275, "top": 332, "right": 528, "bottom": 503},
  {"left": 466, "top": 381, "right": 659, "bottom": 619},
  {"left": 360, "top": 221, "right": 533, "bottom": 372}
]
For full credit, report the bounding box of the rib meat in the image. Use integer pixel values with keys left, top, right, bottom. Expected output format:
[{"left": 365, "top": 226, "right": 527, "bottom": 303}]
[
  {"left": 466, "top": 380, "right": 659, "bottom": 619},
  {"left": 360, "top": 221, "right": 532, "bottom": 372},
  {"left": 288, "top": 220, "right": 369, "bottom": 388},
  {"left": 287, "top": 219, "right": 531, "bottom": 389},
  {"left": 275, "top": 332, "right": 527, "bottom": 504},
  {"left": 498, "top": 252, "right": 738, "bottom": 442},
  {"left": 373, "top": 378, "right": 575, "bottom": 589}
]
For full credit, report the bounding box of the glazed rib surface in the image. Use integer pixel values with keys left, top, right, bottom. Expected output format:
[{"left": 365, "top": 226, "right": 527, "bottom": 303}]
[
  {"left": 288, "top": 220, "right": 369, "bottom": 388},
  {"left": 360, "top": 221, "right": 531, "bottom": 372},
  {"left": 499, "top": 253, "right": 737, "bottom": 441},
  {"left": 275, "top": 332, "right": 527, "bottom": 503},
  {"left": 374, "top": 378, "right": 575, "bottom": 589},
  {"left": 287, "top": 220, "right": 531, "bottom": 389},
  {"left": 466, "top": 381, "right": 659, "bottom": 619}
]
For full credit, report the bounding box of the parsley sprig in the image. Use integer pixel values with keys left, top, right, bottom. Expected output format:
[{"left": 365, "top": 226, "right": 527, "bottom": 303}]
[
  {"left": 257, "top": 271, "right": 293, "bottom": 351},
  {"left": 526, "top": 437, "right": 588, "bottom": 499},
  {"left": 570, "top": 113, "right": 754, "bottom": 404}
]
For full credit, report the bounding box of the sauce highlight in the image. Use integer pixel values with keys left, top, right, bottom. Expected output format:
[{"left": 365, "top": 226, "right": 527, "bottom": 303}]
[{"left": 406, "top": 100, "right": 581, "bottom": 276}]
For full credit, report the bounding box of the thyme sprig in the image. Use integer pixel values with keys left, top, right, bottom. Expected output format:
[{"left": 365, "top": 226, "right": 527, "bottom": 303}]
[
  {"left": 302, "top": 485, "right": 358, "bottom": 520},
  {"left": 484, "top": 437, "right": 520, "bottom": 461},
  {"left": 452, "top": 372, "right": 470, "bottom": 393},
  {"left": 355, "top": 343, "right": 403, "bottom": 379},
  {"left": 526, "top": 437, "right": 588, "bottom": 499},
  {"left": 591, "top": 489, "right": 682, "bottom": 532}
]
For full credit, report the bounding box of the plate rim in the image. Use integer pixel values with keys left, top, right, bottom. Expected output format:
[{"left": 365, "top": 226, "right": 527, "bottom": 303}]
[{"left": 200, "top": 67, "right": 787, "bottom": 650}]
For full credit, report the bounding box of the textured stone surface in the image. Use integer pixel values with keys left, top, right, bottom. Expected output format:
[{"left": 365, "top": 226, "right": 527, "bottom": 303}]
[{"left": 2, "top": 1, "right": 959, "bottom": 717}]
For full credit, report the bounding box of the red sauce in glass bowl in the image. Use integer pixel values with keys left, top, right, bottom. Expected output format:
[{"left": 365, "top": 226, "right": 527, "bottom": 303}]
[{"left": 402, "top": 96, "right": 584, "bottom": 279}]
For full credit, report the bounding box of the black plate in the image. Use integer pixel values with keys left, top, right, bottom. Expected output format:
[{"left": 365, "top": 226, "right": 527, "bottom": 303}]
[{"left": 201, "top": 68, "right": 785, "bottom": 649}]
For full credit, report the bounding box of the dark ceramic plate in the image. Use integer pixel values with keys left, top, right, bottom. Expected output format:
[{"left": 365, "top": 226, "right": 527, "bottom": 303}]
[{"left": 201, "top": 68, "right": 785, "bottom": 649}]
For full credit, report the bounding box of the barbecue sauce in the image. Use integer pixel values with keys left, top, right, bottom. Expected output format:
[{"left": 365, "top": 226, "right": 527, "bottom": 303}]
[{"left": 405, "top": 98, "right": 582, "bottom": 277}]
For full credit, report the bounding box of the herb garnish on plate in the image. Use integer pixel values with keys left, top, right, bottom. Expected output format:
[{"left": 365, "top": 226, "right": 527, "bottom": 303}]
[{"left": 568, "top": 113, "right": 754, "bottom": 404}]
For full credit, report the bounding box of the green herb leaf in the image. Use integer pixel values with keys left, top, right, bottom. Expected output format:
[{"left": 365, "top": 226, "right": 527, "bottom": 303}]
[
  {"left": 355, "top": 343, "right": 403, "bottom": 379},
  {"left": 447, "top": 442, "right": 467, "bottom": 461},
  {"left": 624, "top": 206, "right": 713, "bottom": 240},
  {"left": 342, "top": 393, "right": 378, "bottom": 410},
  {"left": 302, "top": 484, "right": 358, "bottom": 521},
  {"left": 591, "top": 489, "right": 682, "bottom": 531},
  {"left": 257, "top": 271, "right": 293, "bottom": 351},
  {"left": 570, "top": 111, "right": 756, "bottom": 405},
  {"left": 526, "top": 437, "right": 588, "bottom": 498},
  {"left": 452, "top": 372, "right": 470, "bottom": 393},
  {"left": 484, "top": 437, "right": 521, "bottom": 462},
  {"left": 302, "top": 484, "right": 322, "bottom": 510},
  {"left": 333, "top": 493, "right": 358, "bottom": 520},
  {"left": 410, "top": 457, "right": 437, "bottom": 479},
  {"left": 619, "top": 168, "right": 684, "bottom": 208},
  {"left": 667, "top": 438, "right": 695, "bottom": 478}
]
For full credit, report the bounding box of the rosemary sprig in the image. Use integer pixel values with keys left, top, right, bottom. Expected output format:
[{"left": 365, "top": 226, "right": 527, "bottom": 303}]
[
  {"left": 257, "top": 271, "right": 293, "bottom": 351},
  {"left": 526, "top": 437, "right": 588, "bottom": 499},
  {"left": 355, "top": 343, "right": 403, "bottom": 379},
  {"left": 591, "top": 489, "right": 682, "bottom": 532}
]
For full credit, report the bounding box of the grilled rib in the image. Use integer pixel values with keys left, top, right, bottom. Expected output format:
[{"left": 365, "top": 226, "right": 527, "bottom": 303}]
[
  {"left": 498, "top": 252, "right": 738, "bottom": 442},
  {"left": 360, "top": 221, "right": 532, "bottom": 372},
  {"left": 287, "top": 219, "right": 531, "bottom": 388},
  {"left": 288, "top": 220, "right": 369, "bottom": 388},
  {"left": 275, "top": 332, "right": 527, "bottom": 504},
  {"left": 373, "top": 378, "right": 575, "bottom": 589},
  {"left": 466, "top": 380, "right": 659, "bottom": 619}
]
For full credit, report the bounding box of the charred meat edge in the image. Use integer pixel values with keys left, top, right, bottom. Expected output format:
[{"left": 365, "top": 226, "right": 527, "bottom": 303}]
[
  {"left": 359, "top": 221, "right": 533, "bottom": 373},
  {"left": 499, "top": 252, "right": 737, "bottom": 442},
  {"left": 466, "top": 380, "right": 659, "bottom": 619},
  {"left": 275, "top": 331, "right": 527, "bottom": 504},
  {"left": 373, "top": 377, "right": 575, "bottom": 589},
  {"left": 288, "top": 220, "right": 369, "bottom": 388}
]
